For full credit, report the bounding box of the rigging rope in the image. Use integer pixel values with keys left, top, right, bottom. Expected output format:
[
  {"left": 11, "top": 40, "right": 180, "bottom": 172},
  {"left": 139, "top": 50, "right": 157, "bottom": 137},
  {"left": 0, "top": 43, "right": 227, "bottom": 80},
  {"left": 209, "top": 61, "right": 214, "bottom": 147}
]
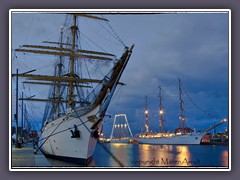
[
  {"left": 103, "top": 20, "right": 127, "bottom": 48},
  {"left": 182, "top": 87, "right": 220, "bottom": 120},
  {"left": 111, "top": 86, "right": 123, "bottom": 116},
  {"left": 21, "top": 84, "right": 40, "bottom": 130},
  {"left": 96, "top": 20, "right": 125, "bottom": 47},
  {"left": 37, "top": 16, "right": 48, "bottom": 40},
  {"left": 25, "top": 14, "right": 35, "bottom": 44},
  {"left": 80, "top": 32, "right": 108, "bottom": 53},
  {"left": 97, "top": 142, "right": 124, "bottom": 167},
  {"left": 34, "top": 118, "right": 65, "bottom": 154},
  {"left": 83, "top": 59, "right": 94, "bottom": 88}
]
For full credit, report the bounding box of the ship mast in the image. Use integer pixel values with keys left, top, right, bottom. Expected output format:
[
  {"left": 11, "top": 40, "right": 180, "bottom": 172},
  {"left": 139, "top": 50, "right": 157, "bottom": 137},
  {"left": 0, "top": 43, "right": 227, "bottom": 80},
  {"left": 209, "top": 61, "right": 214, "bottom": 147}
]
[
  {"left": 57, "top": 26, "right": 64, "bottom": 115},
  {"left": 178, "top": 77, "right": 185, "bottom": 132},
  {"left": 68, "top": 15, "right": 77, "bottom": 108},
  {"left": 13, "top": 14, "right": 121, "bottom": 114},
  {"left": 144, "top": 96, "right": 149, "bottom": 133},
  {"left": 158, "top": 86, "right": 164, "bottom": 133},
  {"left": 53, "top": 25, "right": 64, "bottom": 116}
]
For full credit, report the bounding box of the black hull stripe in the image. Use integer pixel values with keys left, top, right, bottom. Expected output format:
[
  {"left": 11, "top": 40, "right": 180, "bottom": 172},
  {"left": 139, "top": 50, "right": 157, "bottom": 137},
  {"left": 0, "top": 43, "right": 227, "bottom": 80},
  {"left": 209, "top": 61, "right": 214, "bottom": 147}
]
[{"left": 41, "top": 151, "right": 93, "bottom": 166}]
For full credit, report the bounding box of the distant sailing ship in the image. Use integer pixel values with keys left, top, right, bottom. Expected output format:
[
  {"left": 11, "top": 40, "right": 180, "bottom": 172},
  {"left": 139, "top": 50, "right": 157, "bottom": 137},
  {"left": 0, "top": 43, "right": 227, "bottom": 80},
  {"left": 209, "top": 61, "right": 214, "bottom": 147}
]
[
  {"left": 134, "top": 78, "right": 227, "bottom": 145},
  {"left": 12, "top": 13, "right": 134, "bottom": 165}
]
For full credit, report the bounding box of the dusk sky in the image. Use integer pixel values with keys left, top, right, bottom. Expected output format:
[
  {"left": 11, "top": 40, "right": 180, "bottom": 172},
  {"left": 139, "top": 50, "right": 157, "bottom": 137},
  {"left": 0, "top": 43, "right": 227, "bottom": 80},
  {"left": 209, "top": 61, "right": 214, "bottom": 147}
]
[{"left": 11, "top": 10, "right": 229, "bottom": 136}]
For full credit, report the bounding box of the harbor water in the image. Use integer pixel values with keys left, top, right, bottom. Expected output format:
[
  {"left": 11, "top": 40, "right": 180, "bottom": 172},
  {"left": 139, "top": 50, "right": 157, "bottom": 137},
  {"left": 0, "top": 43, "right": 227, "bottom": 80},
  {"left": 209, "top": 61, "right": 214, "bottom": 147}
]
[
  {"left": 93, "top": 143, "right": 228, "bottom": 168},
  {"left": 13, "top": 143, "right": 228, "bottom": 168}
]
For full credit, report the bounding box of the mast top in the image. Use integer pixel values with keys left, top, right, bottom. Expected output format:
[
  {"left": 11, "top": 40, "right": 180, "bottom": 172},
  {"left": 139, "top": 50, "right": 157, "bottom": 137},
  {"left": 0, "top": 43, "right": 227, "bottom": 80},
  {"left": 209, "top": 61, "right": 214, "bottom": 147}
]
[
  {"left": 158, "top": 86, "right": 164, "bottom": 133},
  {"left": 178, "top": 77, "right": 186, "bottom": 130},
  {"left": 69, "top": 13, "right": 109, "bottom": 22},
  {"left": 158, "top": 86, "right": 164, "bottom": 113}
]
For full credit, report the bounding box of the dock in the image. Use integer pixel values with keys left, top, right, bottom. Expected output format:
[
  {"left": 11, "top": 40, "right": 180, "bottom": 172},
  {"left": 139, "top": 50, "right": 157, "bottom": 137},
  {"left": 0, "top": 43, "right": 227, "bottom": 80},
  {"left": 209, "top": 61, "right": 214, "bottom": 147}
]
[
  {"left": 11, "top": 142, "right": 92, "bottom": 168},
  {"left": 11, "top": 142, "right": 50, "bottom": 168}
]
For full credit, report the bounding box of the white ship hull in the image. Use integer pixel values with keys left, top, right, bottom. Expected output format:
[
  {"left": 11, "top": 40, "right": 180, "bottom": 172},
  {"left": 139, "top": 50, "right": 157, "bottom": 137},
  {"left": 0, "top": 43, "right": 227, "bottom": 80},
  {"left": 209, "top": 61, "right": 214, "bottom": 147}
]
[
  {"left": 134, "top": 132, "right": 205, "bottom": 145},
  {"left": 39, "top": 106, "right": 101, "bottom": 165}
]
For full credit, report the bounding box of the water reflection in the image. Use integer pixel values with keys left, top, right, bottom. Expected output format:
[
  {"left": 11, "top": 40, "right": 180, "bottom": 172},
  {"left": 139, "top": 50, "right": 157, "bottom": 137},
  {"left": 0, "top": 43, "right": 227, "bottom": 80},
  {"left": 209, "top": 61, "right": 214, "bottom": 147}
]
[
  {"left": 137, "top": 144, "right": 174, "bottom": 167},
  {"left": 108, "top": 143, "right": 131, "bottom": 167},
  {"left": 42, "top": 143, "right": 229, "bottom": 168},
  {"left": 175, "top": 146, "right": 192, "bottom": 167},
  {"left": 135, "top": 145, "right": 197, "bottom": 167},
  {"left": 137, "top": 145, "right": 228, "bottom": 167},
  {"left": 221, "top": 150, "right": 228, "bottom": 167}
]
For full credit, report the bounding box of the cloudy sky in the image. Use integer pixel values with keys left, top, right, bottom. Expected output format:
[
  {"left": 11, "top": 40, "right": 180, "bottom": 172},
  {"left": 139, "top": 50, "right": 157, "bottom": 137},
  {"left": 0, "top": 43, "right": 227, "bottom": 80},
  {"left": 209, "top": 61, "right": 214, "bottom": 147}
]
[{"left": 11, "top": 10, "right": 229, "bottom": 135}]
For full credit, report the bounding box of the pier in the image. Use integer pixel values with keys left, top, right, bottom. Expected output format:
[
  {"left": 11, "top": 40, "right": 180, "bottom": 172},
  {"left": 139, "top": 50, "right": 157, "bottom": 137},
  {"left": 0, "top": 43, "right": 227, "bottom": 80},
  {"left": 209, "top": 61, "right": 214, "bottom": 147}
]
[
  {"left": 11, "top": 142, "right": 50, "bottom": 167},
  {"left": 11, "top": 142, "right": 96, "bottom": 168}
]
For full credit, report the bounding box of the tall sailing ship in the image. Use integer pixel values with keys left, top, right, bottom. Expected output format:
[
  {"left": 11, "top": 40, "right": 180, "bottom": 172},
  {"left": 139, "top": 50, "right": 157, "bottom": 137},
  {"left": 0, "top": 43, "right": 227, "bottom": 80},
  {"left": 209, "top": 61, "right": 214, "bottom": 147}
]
[
  {"left": 12, "top": 13, "right": 134, "bottom": 165},
  {"left": 134, "top": 78, "right": 226, "bottom": 145}
]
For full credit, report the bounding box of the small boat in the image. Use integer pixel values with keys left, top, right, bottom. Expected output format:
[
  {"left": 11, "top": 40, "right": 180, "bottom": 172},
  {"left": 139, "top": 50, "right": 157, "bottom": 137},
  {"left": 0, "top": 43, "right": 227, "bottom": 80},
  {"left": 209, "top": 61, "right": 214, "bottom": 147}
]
[{"left": 201, "top": 131, "right": 229, "bottom": 146}]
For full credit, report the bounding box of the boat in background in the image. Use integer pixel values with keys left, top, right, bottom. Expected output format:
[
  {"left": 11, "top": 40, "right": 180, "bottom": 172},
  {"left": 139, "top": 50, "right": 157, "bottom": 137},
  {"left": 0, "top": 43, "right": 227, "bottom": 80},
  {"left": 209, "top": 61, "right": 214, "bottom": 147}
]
[
  {"left": 201, "top": 128, "right": 229, "bottom": 146},
  {"left": 134, "top": 78, "right": 226, "bottom": 145}
]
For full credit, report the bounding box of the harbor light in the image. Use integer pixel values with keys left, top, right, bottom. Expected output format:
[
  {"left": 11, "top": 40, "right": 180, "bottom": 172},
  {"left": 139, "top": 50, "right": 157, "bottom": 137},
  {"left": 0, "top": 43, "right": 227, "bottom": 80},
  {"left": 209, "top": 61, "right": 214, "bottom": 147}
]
[
  {"left": 176, "top": 132, "right": 182, "bottom": 135},
  {"left": 145, "top": 124, "right": 149, "bottom": 132},
  {"left": 159, "top": 110, "right": 164, "bottom": 115}
]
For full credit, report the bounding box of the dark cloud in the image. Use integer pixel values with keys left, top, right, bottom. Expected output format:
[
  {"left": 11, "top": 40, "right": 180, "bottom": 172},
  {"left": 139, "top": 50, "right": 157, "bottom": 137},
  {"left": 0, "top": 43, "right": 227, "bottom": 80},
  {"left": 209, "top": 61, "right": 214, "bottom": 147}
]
[{"left": 11, "top": 11, "right": 229, "bottom": 135}]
